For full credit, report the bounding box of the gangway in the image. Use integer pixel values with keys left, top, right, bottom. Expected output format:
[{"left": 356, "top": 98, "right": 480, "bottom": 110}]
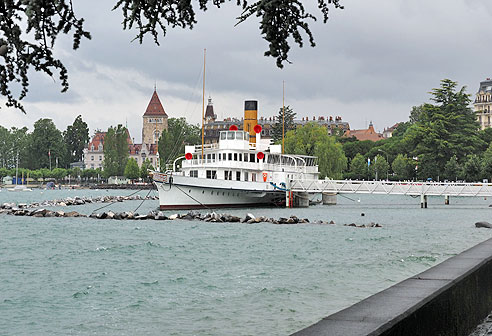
[{"left": 289, "top": 180, "right": 492, "bottom": 208}]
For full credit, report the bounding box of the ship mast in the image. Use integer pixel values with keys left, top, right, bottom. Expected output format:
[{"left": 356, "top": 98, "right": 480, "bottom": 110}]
[
  {"left": 282, "top": 81, "right": 285, "bottom": 154},
  {"left": 201, "top": 49, "right": 206, "bottom": 162}
]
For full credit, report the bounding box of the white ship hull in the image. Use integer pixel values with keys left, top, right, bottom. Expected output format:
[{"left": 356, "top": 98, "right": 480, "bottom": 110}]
[{"left": 154, "top": 175, "right": 284, "bottom": 210}]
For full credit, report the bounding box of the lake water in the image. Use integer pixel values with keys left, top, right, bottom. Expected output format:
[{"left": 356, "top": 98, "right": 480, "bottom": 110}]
[{"left": 1, "top": 188, "right": 492, "bottom": 335}]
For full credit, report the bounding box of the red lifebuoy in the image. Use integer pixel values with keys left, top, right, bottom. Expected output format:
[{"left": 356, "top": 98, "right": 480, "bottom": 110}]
[
  {"left": 229, "top": 125, "right": 238, "bottom": 131},
  {"left": 185, "top": 153, "right": 193, "bottom": 160},
  {"left": 254, "top": 124, "right": 262, "bottom": 134},
  {"left": 257, "top": 152, "right": 264, "bottom": 160}
]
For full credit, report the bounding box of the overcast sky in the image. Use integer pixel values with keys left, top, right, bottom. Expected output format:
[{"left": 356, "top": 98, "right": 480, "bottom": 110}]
[{"left": 1, "top": 0, "right": 492, "bottom": 143}]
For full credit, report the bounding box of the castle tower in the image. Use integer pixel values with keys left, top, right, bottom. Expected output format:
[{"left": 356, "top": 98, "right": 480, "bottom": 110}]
[{"left": 142, "top": 89, "right": 168, "bottom": 144}]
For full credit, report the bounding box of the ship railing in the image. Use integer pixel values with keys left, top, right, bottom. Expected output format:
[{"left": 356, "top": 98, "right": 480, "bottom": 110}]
[
  {"left": 181, "top": 160, "right": 318, "bottom": 174},
  {"left": 194, "top": 143, "right": 219, "bottom": 151}
]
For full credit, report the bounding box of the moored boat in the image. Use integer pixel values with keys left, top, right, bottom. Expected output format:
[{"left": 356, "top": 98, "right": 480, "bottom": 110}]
[{"left": 152, "top": 100, "right": 319, "bottom": 209}]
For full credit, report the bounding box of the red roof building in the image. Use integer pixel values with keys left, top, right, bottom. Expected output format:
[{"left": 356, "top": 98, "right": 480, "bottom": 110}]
[{"left": 343, "top": 122, "right": 383, "bottom": 142}]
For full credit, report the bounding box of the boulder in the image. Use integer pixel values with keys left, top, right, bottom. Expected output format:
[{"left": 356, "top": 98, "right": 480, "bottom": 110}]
[
  {"left": 44, "top": 211, "right": 56, "bottom": 217},
  {"left": 155, "top": 212, "right": 168, "bottom": 220},
  {"left": 106, "top": 211, "right": 115, "bottom": 219},
  {"left": 278, "top": 217, "right": 288, "bottom": 224},
  {"left": 168, "top": 214, "right": 179, "bottom": 220},
  {"left": 243, "top": 213, "right": 255, "bottom": 222},
  {"left": 56, "top": 211, "right": 65, "bottom": 217},
  {"left": 65, "top": 211, "right": 83, "bottom": 217},
  {"left": 475, "top": 221, "right": 492, "bottom": 228},
  {"left": 32, "top": 208, "right": 47, "bottom": 216},
  {"left": 135, "top": 214, "right": 148, "bottom": 220}
]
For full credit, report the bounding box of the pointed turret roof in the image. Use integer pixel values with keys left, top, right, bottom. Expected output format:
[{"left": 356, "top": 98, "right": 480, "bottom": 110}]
[{"left": 144, "top": 90, "right": 168, "bottom": 117}]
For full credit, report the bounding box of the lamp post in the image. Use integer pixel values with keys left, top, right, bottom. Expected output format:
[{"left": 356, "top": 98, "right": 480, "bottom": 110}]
[{"left": 377, "top": 148, "right": 389, "bottom": 180}]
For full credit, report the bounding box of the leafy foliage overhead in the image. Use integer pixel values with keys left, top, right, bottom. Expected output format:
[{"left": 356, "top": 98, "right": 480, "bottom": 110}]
[
  {"left": 1, "top": 0, "right": 343, "bottom": 111},
  {"left": 0, "top": 1, "right": 91, "bottom": 112}
]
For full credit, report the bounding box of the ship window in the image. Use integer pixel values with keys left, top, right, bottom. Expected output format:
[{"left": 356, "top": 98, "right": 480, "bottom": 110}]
[
  {"left": 234, "top": 153, "right": 238, "bottom": 161},
  {"left": 228, "top": 153, "right": 232, "bottom": 160},
  {"left": 239, "top": 153, "right": 242, "bottom": 161},
  {"left": 206, "top": 170, "right": 217, "bottom": 179},
  {"left": 245, "top": 133, "right": 249, "bottom": 140},
  {"left": 250, "top": 153, "right": 255, "bottom": 162},
  {"left": 244, "top": 172, "right": 248, "bottom": 181},
  {"left": 252, "top": 173, "right": 256, "bottom": 182},
  {"left": 244, "top": 154, "right": 248, "bottom": 162},
  {"left": 221, "top": 132, "right": 226, "bottom": 140},
  {"left": 212, "top": 154, "right": 216, "bottom": 161},
  {"left": 236, "top": 171, "right": 241, "bottom": 181},
  {"left": 227, "top": 132, "right": 234, "bottom": 140},
  {"left": 225, "top": 171, "right": 232, "bottom": 180},
  {"left": 190, "top": 170, "right": 198, "bottom": 178}
]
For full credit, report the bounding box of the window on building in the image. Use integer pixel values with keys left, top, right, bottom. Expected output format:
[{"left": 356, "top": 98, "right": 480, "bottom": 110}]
[
  {"left": 99, "top": 156, "right": 102, "bottom": 160},
  {"left": 91, "top": 156, "right": 94, "bottom": 161}
]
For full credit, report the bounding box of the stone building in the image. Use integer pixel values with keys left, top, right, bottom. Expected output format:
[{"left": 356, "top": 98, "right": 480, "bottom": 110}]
[
  {"left": 474, "top": 78, "right": 492, "bottom": 130},
  {"left": 84, "top": 132, "right": 106, "bottom": 169},
  {"left": 83, "top": 89, "right": 168, "bottom": 171}
]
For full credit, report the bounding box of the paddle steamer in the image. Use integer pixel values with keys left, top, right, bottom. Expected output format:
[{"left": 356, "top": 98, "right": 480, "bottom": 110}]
[{"left": 152, "top": 101, "right": 319, "bottom": 209}]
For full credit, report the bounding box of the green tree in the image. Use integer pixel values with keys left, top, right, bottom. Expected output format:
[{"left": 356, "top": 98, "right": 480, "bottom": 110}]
[
  {"left": 373, "top": 154, "right": 389, "bottom": 180},
  {"left": 401, "top": 79, "right": 484, "bottom": 179},
  {"left": 342, "top": 140, "right": 375, "bottom": 161},
  {"left": 103, "top": 125, "right": 129, "bottom": 178},
  {"left": 284, "top": 122, "right": 347, "bottom": 179},
  {"left": 124, "top": 158, "right": 140, "bottom": 180},
  {"left": 392, "top": 154, "right": 411, "bottom": 180},
  {"left": 51, "top": 168, "right": 68, "bottom": 182},
  {"left": 64, "top": 115, "right": 89, "bottom": 163},
  {"left": 349, "top": 153, "right": 367, "bottom": 180},
  {"left": 272, "top": 106, "right": 296, "bottom": 143},
  {"left": 316, "top": 137, "right": 347, "bottom": 179},
  {"left": 72, "top": 167, "right": 82, "bottom": 180},
  {"left": 462, "top": 154, "right": 482, "bottom": 182},
  {"left": 158, "top": 117, "right": 200, "bottom": 168},
  {"left": 0, "top": 1, "right": 343, "bottom": 112},
  {"left": 140, "top": 159, "right": 155, "bottom": 179},
  {"left": 25, "top": 119, "right": 66, "bottom": 170},
  {"left": 444, "top": 155, "right": 460, "bottom": 181}
]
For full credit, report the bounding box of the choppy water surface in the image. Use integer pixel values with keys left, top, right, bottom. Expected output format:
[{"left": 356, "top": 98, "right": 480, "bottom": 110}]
[{"left": 1, "top": 188, "right": 492, "bottom": 335}]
